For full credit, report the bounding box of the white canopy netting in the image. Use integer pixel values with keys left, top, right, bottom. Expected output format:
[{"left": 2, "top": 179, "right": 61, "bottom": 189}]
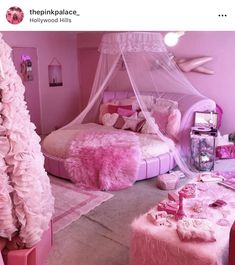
[{"left": 64, "top": 32, "right": 208, "bottom": 175}]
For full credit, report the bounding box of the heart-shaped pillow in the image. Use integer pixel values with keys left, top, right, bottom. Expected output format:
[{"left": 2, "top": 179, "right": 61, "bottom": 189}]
[{"left": 102, "top": 113, "right": 119, "bottom": 127}]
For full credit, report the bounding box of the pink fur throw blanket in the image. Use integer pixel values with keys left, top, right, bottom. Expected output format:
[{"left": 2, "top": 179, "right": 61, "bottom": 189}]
[{"left": 65, "top": 130, "right": 141, "bottom": 191}]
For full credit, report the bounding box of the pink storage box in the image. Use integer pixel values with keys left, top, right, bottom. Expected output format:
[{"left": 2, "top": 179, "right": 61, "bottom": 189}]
[
  {"left": 216, "top": 145, "right": 235, "bottom": 159},
  {"left": 156, "top": 173, "right": 179, "bottom": 190},
  {"left": 3, "top": 221, "right": 53, "bottom": 265}
]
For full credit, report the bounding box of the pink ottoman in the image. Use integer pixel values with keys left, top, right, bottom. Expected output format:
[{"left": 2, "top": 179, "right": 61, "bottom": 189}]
[{"left": 156, "top": 173, "right": 179, "bottom": 190}]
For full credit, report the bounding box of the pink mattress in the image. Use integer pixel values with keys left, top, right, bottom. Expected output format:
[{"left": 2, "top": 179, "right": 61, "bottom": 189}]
[{"left": 42, "top": 123, "right": 171, "bottom": 160}]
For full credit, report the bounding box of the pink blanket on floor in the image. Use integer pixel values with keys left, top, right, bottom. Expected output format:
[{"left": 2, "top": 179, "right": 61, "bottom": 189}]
[{"left": 64, "top": 130, "right": 141, "bottom": 190}]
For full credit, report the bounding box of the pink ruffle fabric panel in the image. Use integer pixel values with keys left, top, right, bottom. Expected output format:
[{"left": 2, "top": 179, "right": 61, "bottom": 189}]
[
  {"left": 0, "top": 34, "right": 54, "bottom": 247},
  {"left": 167, "top": 108, "right": 181, "bottom": 140}
]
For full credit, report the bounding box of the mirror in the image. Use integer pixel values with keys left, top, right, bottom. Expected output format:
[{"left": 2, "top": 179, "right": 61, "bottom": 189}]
[{"left": 194, "top": 111, "right": 218, "bottom": 128}]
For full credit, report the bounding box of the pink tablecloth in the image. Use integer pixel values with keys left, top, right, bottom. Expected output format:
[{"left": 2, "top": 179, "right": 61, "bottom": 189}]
[{"left": 130, "top": 182, "right": 235, "bottom": 265}]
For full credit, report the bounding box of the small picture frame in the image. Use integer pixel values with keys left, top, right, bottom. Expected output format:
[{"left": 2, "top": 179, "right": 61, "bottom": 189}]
[
  {"left": 48, "top": 58, "right": 63, "bottom": 87},
  {"left": 194, "top": 111, "right": 218, "bottom": 128}
]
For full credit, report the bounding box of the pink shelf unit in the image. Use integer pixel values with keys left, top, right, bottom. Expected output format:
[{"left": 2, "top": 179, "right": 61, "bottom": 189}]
[{"left": 2, "top": 221, "right": 53, "bottom": 265}]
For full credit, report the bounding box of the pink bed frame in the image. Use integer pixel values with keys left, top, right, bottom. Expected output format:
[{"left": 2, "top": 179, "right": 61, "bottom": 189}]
[{"left": 43, "top": 91, "right": 215, "bottom": 182}]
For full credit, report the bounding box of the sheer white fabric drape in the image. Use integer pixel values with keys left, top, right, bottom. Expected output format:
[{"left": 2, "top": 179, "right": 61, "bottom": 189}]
[{"left": 64, "top": 32, "right": 205, "bottom": 175}]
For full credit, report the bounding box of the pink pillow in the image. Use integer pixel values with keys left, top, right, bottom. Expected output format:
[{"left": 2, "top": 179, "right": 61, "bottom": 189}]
[
  {"left": 151, "top": 100, "right": 174, "bottom": 134},
  {"left": 117, "top": 107, "right": 135, "bottom": 117},
  {"left": 108, "top": 104, "right": 132, "bottom": 114},
  {"left": 151, "top": 103, "right": 181, "bottom": 140},
  {"left": 166, "top": 108, "right": 181, "bottom": 140},
  {"left": 152, "top": 111, "right": 169, "bottom": 134},
  {"left": 99, "top": 103, "right": 132, "bottom": 125}
]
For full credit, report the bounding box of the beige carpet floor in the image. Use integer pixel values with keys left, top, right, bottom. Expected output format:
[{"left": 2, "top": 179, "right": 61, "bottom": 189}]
[
  {"left": 46, "top": 159, "right": 235, "bottom": 265},
  {"left": 50, "top": 176, "right": 113, "bottom": 234}
]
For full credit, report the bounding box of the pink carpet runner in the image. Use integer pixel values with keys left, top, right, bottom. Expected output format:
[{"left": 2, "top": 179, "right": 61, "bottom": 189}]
[{"left": 50, "top": 176, "right": 113, "bottom": 233}]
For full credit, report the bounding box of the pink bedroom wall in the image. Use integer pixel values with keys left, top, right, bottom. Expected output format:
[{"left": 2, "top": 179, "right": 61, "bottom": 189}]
[
  {"left": 77, "top": 48, "right": 99, "bottom": 112},
  {"left": 77, "top": 31, "right": 235, "bottom": 134},
  {"left": 77, "top": 32, "right": 103, "bottom": 112},
  {"left": 166, "top": 31, "right": 235, "bottom": 134},
  {"left": 2, "top": 31, "right": 79, "bottom": 135}
]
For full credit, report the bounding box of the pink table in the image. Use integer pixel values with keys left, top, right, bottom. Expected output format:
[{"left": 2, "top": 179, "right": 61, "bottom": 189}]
[{"left": 130, "top": 182, "right": 235, "bottom": 265}]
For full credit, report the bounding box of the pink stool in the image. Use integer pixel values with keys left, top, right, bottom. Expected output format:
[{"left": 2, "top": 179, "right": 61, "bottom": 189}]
[{"left": 3, "top": 221, "right": 53, "bottom": 265}]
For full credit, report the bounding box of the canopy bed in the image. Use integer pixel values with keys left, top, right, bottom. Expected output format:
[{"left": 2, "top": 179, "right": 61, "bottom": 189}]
[{"left": 42, "top": 32, "right": 216, "bottom": 191}]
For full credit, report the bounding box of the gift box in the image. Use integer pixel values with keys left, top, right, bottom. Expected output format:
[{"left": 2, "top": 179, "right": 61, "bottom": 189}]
[
  {"left": 156, "top": 173, "right": 179, "bottom": 190},
  {"left": 3, "top": 221, "right": 53, "bottom": 265}
]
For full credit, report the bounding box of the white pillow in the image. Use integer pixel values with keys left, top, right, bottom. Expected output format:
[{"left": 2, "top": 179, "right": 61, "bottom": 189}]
[
  {"left": 153, "top": 98, "right": 178, "bottom": 112},
  {"left": 136, "top": 95, "right": 156, "bottom": 111}
]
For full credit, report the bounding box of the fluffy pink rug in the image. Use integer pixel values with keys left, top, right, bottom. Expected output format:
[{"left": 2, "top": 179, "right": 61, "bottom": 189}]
[
  {"left": 50, "top": 176, "right": 113, "bottom": 233},
  {"left": 65, "top": 130, "right": 141, "bottom": 191}
]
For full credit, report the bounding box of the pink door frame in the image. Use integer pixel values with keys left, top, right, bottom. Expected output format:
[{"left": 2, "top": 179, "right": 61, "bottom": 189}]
[{"left": 12, "top": 47, "right": 42, "bottom": 135}]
